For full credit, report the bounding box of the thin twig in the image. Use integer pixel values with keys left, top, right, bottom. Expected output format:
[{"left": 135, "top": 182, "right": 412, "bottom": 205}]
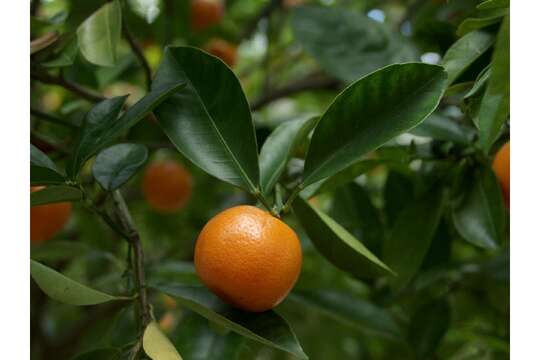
[
  {"left": 30, "top": 107, "right": 78, "bottom": 129},
  {"left": 122, "top": 21, "right": 152, "bottom": 91},
  {"left": 31, "top": 70, "right": 105, "bottom": 102},
  {"left": 251, "top": 73, "right": 341, "bottom": 111}
]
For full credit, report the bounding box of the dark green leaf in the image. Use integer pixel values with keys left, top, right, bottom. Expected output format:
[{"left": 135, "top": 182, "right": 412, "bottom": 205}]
[
  {"left": 464, "top": 66, "right": 491, "bottom": 99},
  {"left": 153, "top": 285, "right": 307, "bottom": 360},
  {"left": 30, "top": 260, "right": 122, "bottom": 305},
  {"left": 383, "top": 187, "right": 444, "bottom": 289},
  {"left": 408, "top": 299, "right": 451, "bottom": 359},
  {"left": 260, "top": 117, "right": 318, "bottom": 196},
  {"left": 77, "top": 0, "right": 122, "bottom": 67},
  {"left": 289, "top": 290, "right": 401, "bottom": 340},
  {"left": 441, "top": 31, "right": 494, "bottom": 85},
  {"left": 93, "top": 143, "right": 148, "bottom": 190},
  {"left": 478, "top": 16, "right": 509, "bottom": 152},
  {"left": 71, "top": 348, "right": 121, "bottom": 360},
  {"left": 292, "top": 196, "right": 393, "bottom": 278},
  {"left": 43, "top": 36, "right": 79, "bottom": 68},
  {"left": 31, "top": 185, "right": 82, "bottom": 206},
  {"left": 291, "top": 6, "right": 417, "bottom": 82},
  {"left": 153, "top": 47, "right": 260, "bottom": 193},
  {"left": 302, "top": 63, "right": 447, "bottom": 187},
  {"left": 31, "top": 144, "right": 66, "bottom": 185},
  {"left": 452, "top": 166, "right": 505, "bottom": 249},
  {"left": 410, "top": 113, "right": 476, "bottom": 145},
  {"left": 143, "top": 322, "right": 183, "bottom": 360},
  {"left": 457, "top": 11, "right": 507, "bottom": 36},
  {"left": 477, "top": 0, "right": 509, "bottom": 10},
  {"left": 68, "top": 96, "right": 127, "bottom": 177},
  {"left": 384, "top": 170, "right": 415, "bottom": 227}
]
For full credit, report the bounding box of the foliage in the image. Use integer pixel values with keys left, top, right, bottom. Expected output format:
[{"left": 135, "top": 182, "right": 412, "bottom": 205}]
[{"left": 30, "top": 0, "right": 509, "bottom": 359}]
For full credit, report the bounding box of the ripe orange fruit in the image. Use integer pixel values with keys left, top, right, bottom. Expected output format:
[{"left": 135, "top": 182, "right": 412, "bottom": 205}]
[
  {"left": 205, "top": 38, "right": 237, "bottom": 67},
  {"left": 194, "top": 205, "right": 302, "bottom": 312},
  {"left": 30, "top": 186, "right": 72, "bottom": 244},
  {"left": 191, "top": 0, "right": 223, "bottom": 31},
  {"left": 142, "top": 161, "right": 193, "bottom": 213},
  {"left": 492, "top": 141, "right": 510, "bottom": 207}
]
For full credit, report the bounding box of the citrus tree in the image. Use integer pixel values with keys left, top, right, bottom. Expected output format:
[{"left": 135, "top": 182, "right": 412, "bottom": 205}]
[{"left": 30, "top": 0, "right": 510, "bottom": 359}]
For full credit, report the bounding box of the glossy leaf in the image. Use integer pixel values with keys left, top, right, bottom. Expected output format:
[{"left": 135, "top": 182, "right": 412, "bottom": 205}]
[
  {"left": 93, "top": 143, "right": 148, "bottom": 190},
  {"left": 457, "top": 11, "right": 507, "bottom": 36},
  {"left": 31, "top": 185, "right": 82, "bottom": 206},
  {"left": 408, "top": 299, "right": 451, "bottom": 359},
  {"left": 143, "top": 322, "right": 183, "bottom": 360},
  {"left": 152, "top": 284, "right": 308, "bottom": 360},
  {"left": 153, "top": 47, "right": 260, "bottom": 192},
  {"left": 289, "top": 290, "right": 401, "bottom": 340},
  {"left": 302, "top": 63, "right": 447, "bottom": 187},
  {"left": 77, "top": 0, "right": 122, "bottom": 67},
  {"left": 464, "top": 66, "right": 491, "bottom": 99},
  {"left": 31, "top": 144, "right": 65, "bottom": 185},
  {"left": 452, "top": 166, "right": 505, "bottom": 249},
  {"left": 410, "top": 113, "right": 476, "bottom": 145},
  {"left": 260, "top": 117, "right": 317, "bottom": 196},
  {"left": 477, "top": 0, "right": 509, "bottom": 10},
  {"left": 291, "top": 6, "right": 417, "bottom": 82},
  {"left": 383, "top": 187, "right": 444, "bottom": 289},
  {"left": 478, "top": 16, "right": 509, "bottom": 152},
  {"left": 441, "top": 31, "right": 494, "bottom": 85},
  {"left": 68, "top": 82, "right": 184, "bottom": 177},
  {"left": 292, "top": 196, "right": 393, "bottom": 278},
  {"left": 30, "top": 260, "right": 121, "bottom": 305}
]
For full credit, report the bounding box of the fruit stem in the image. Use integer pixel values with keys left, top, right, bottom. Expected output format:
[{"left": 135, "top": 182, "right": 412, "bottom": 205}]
[
  {"left": 253, "top": 189, "right": 280, "bottom": 217},
  {"left": 281, "top": 184, "right": 303, "bottom": 214}
]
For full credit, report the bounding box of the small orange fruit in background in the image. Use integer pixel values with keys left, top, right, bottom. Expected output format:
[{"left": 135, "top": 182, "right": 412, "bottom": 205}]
[
  {"left": 194, "top": 205, "right": 302, "bottom": 312},
  {"left": 492, "top": 141, "right": 510, "bottom": 207},
  {"left": 142, "top": 160, "right": 193, "bottom": 213},
  {"left": 31, "top": 186, "right": 72, "bottom": 244},
  {"left": 205, "top": 38, "right": 237, "bottom": 67},
  {"left": 191, "top": 0, "right": 223, "bottom": 31}
]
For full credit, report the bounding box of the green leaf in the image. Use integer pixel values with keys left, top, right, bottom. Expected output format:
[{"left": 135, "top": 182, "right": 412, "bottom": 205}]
[
  {"left": 31, "top": 144, "right": 66, "bottom": 185},
  {"left": 452, "top": 166, "right": 505, "bottom": 249},
  {"left": 410, "top": 113, "right": 476, "bottom": 145},
  {"left": 478, "top": 16, "right": 509, "bottom": 152},
  {"left": 31, "top": 185, "right": 82, "bottom": 206},
  {"left": 31, "top": 241, "right": 92, "bottom": 262},
  {"left": 30, "top": 260, "right": 121, "bottom": 305},
  {"left": 289, "top": 290, "right": 402, "bottom": 340},
  {"left": 68, "top": 82, "right": 184, "bottom": 178},
  {"left": 457, "top": 11, "right": 507, "bottom": 36},
  {"left": 43, "top": 36, "right": 79, "bottom": 68},
  {"left": 93, "top": 143, "right": 148, "bottom": 190},
  {"left": 153, "top": 47, "right": 260, "bottom": 192},
  {"left": 68, "top": 96, "right": 127, "bottom": 177},
  {"left": 408, "top": 299, "right": 451, "bottom": 359},
  {"left": 72, "top": 348, "right": 121, "bottom": 360},
  {"left": 383, "top": 187, "right": 444, "bottom": 289},
  {"left": 152, "top": 285, "right": 308, "bottom": 360},
  {"left": 259, "top": 117, "right": 318, "bottom": 196},
  {"left": 441, "top": 31, "right": 494, "bottom": 85},
  {"left": 292, "top": 196, "right": 393, "bottom": 278},
  {"left": 384, "top": 170, "right": 415, "bottom": 227},
  {"left": 143, "top": 322, "right": 183, "bottom": 360},
  {"left": 291, "top": 5, "right": 417, "bottom": 82},
  {"left": 477, "top": 0, "right": 509, "bottom": 10},
  {"left": 302, "top": 63, "right": 447, "bottom": 187},
  {"left": 464, "top": 66, "right": 491, "bottom": 99},
  {"left": 77, "top": 0, "right": 122, "bottom": 67}
]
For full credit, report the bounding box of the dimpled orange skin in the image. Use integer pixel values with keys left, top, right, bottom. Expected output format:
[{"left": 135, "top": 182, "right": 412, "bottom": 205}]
[
  {"left": 31, "top": 186, "right": 72, "bottom": 244},
  {"left": 492, "top": 141, "right": 510, "bottom": 207},
  {"left": 205, "top": 38, "right": 237, "bottom": 67},
  {"left": 142, "top": 161, "right": 193, "bottom": 213},
  {"left": 191, "top": 0, "right": 223, "bottom": 31},
  {"left": 194, "top": 206, "right": 302, "bottom": 312}
]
